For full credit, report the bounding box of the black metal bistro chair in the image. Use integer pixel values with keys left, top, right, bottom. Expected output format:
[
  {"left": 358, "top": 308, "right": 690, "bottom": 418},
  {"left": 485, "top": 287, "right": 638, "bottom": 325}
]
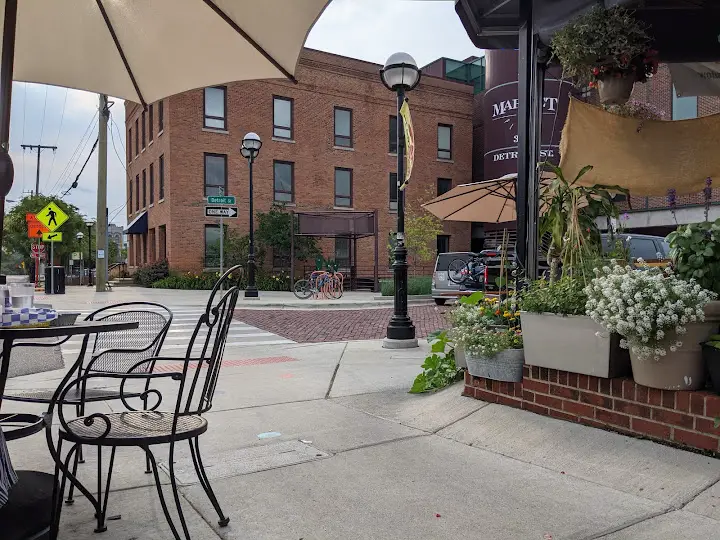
[
  {"left": 3, "top": 302, "right": 173, "bottom": 504},
  {"left": 48, "top": 266, "right": 242, "bottom": 539}
]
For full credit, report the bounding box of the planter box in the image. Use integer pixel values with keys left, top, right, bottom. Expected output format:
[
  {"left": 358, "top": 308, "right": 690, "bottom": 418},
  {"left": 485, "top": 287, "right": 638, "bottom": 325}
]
[
  {"left": 520, "top": 312, "right": 631, "bottom": 378},
  {"left": 454, "top": 345, "right": 467, "bottom": 369},
  {"left": 466, "top": 349, "right": 524, "bottom": 382}
]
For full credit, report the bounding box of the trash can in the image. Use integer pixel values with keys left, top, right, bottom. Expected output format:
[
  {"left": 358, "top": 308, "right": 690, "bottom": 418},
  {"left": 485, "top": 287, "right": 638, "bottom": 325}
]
[{"left": 44, "top": 266, "right": 66, "bottom": 294}]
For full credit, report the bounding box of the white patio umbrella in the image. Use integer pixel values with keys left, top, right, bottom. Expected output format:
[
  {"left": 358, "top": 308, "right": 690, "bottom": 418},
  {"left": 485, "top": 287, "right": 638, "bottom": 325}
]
[{"left": 0, "top": 0, "right": 331, "bottom": 257}]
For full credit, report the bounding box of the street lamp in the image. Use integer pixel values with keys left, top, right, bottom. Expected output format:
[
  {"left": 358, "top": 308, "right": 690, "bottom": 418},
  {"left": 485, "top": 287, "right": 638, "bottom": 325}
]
[
  {"left": 380, "top": 52, "right": 421, "bottom": 348},
  {"left": 85, "top": 220, "right": 94, "bottom": 286},
  {"left": 76, "top": 231, "right": 84, "bottom": 285},
  {"left": 241, "top": 132, "right": 262, "bottom": 298}
]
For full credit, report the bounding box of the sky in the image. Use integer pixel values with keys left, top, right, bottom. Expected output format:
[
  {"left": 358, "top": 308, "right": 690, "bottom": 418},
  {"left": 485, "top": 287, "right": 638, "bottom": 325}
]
[{"left": 6, "top": 0, "right": 480, "bottom": 226}]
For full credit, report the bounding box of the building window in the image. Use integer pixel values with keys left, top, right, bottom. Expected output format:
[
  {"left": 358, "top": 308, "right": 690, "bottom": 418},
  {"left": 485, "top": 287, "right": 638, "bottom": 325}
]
[
  {"left": 389, "top": 115, "right": 398, "bottom": 154},
  {"left": 129, "top": 178, "right": 133, "bottom": 212},
  {"left": 205, "top": 225, "right": 221, "bottom": 267},
  {"left": 158, "top": 224, "right": 167, "bottom": 260},
  {"left": 141, "top": 110, "right": 146, "bottom": 149},
  {"left": 159, "top": 154, "right": 165, "bottom": 199},
  {"left": 273, "top": 160, "right": 294, "bottom": 202},
  {"left": 335, "top": 237, "right": 350, "bottom": 270},
  {"left": 334, "top": 107, "right": 352, "bottom": 148},
  {"left": 134, "top": 118, "right": 139, "bottom": 156},
  {"left": 672, "top": 85, "right": 697, "bottom": 120},
  {"left": 135, "top": 174, "right": 140, "bottom": 212},
  {"left": 389, "top": 173, "right": 398, "bottom": 211},
  {"left": 149, "top": 163, "right": 155, "bottom": 204},
  {"left": 437, "top": 178, "right": 452, "bottom": 196},
  {"left": 128, "top": 127, "right": 132, "bottom": 161},
  {"left": 438, "top": 124, "right": 453, "bottom": 160},
  {"left": 158, "top": 100, "right": 164, "bottom": 132},
  {"left": 149, "top": 104, "right": 154, "bottom": 142},
  {"left": 142, "top": 169, "right": 147, "bottom": 208},
  {"left": 204, "top": 153, "right": 227, "bottom": 196},
  {"left": 273, "top": 96, "right": 293, "bottom": 139},
  {"left": 204, "top": 86, "right": 227, "bottom": 130},
  {"left": 334, "top": 168, "right": 352, "bottom": 207},
  {"left": 437, "top": 235, "right": 450, "bottom": 254}
]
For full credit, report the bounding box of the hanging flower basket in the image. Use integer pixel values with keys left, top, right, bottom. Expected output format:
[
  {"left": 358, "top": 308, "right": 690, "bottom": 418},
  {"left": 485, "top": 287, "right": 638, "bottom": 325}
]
[{"left": 597, "top": 74, "right": 636, "bottom": 105}]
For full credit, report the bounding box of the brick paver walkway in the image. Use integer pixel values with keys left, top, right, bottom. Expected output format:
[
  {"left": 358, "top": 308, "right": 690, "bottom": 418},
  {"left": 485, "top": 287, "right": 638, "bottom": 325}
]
[{"left": 234, "top": 305, "right": 450, "bottom": 343}]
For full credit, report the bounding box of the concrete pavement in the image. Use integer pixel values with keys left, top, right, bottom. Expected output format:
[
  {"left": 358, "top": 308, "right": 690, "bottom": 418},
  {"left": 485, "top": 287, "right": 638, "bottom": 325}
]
[{"left": 4, "top": 334, "right": 720, "bottom": 539}]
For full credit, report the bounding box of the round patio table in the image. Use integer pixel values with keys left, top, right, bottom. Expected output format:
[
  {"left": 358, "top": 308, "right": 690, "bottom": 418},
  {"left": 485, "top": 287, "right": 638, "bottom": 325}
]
[{"left": 0, "top": 320, "right": 140, "bottom": 442}]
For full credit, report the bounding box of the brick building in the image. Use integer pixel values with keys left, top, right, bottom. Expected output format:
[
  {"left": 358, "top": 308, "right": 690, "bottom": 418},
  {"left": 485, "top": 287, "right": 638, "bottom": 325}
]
[{"left": 125, "top": 48, "right": 474, "bottom": 279}]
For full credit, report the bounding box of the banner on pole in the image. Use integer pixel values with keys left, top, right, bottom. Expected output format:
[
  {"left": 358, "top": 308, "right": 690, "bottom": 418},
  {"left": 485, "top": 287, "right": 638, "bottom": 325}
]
[{"left": 399, "top": 98, "right": 415, "bottom": 191}]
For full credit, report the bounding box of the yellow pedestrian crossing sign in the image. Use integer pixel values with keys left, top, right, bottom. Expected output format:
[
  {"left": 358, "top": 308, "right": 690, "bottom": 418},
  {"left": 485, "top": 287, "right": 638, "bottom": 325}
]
[
  {"left": 35, "top": 202, "right": 68, "bottom": 232},
  {"left": 42, "top": 232, "right": 62, "bottom": 242}
]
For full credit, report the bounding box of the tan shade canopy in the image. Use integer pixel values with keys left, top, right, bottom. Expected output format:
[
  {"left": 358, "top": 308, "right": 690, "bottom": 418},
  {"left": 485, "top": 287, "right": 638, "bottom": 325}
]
[
  {"left": 1, "top": 0, "right": 331, "bottom": 105},
  {"left": 422, "top": 177, "right": 520, "bottom": 223}
]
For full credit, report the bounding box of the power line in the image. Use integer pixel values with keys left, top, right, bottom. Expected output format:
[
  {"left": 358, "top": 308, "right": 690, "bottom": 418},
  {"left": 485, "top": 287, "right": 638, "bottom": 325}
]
[
  {"left": 38, "top": 85, "right": 48, "bottom": 144},
  {"left": 62, "top": 137, "right": 99, "bottom": 197},
  {"left": 43, "top": 87, "right": 69, "bottom": 193},
  {"left": 20, "top": 144, "right": 57, "bottom": 195},
  {"left": 108, "top": 113, "right": 132, "bottom": 223},
  {"left": 21, "top": 82, "right": 26, "bottom": 192},
  {"left": 47, "top": 111, "right": 98, "bottom": 196}
]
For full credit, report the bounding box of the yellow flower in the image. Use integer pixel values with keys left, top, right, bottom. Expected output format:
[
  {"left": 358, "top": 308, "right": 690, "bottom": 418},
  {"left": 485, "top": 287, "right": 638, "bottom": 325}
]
[
  {"left": 509, "top": 317, "right": 516, "bottom": 322},
  {"left": 515, "top": 311, "right": 521, "bottom": 316},
  {"left": 503, "top": 311, "right": 511, "bottom": 317}
]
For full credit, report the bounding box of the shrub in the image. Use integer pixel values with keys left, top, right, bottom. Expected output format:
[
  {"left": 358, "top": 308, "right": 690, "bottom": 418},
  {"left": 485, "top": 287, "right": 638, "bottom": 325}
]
[
  {"left": 151, "top": 269, "right": 289, "bottom": 291},
  {"left": 666, "top": 218, "right": 720, "bottom": 295},
  {"left": 380, "top": 276, "right": 432, "bottom": 296},
  {"left": 520, "top": 276, "right": 587, "bottom": 316},
  {"left": 134, "top": 260, "right": 169, "bottom": 287}
]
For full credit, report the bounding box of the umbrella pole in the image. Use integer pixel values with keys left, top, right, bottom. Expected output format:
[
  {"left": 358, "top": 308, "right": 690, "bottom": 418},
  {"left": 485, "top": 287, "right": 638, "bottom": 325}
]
[{"left": 0, "top": 0, "right": 17, "bottom": 284}]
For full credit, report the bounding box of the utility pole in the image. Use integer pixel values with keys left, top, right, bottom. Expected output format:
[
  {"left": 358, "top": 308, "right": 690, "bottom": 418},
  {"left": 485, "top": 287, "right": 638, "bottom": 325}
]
[
  {"left": 20, "top": 143, "right": 57, "bottom": 195},
  {"left": 95, "top": 94, "right": 108, "bottom": 292}
]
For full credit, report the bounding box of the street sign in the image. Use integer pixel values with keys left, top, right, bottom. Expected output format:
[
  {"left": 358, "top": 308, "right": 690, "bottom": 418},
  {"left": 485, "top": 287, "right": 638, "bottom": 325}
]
[
  {"left": 205, "top": 206, "right": 238, "bottom": 218},
  {"left": 42, "top": 231, "right": 63, "bottom": 242},
  {"left": 72, "top": 252, "right": 82, "bottom": 261},
  {"left": 35, "top": 202, "right": 68, "bottom": 232},
  {"left": 30, "top": 244, "right": 45, "bottom": 258},
  {"left": 27, "top": 222, "right": 49, "bottom": 238},
  {"left": 207, "top": 195, "right": 236, "bottom": 205}
]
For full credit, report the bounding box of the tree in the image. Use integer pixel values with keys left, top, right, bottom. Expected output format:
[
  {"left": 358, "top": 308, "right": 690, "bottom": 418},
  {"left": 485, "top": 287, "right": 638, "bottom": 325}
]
[
  {"left": 3, "top": 195, "right": 91, "bottom": 272},
  {"left": 388, "top": 207, "right": 444, "bottom": 274},
  {"left": 256, "top": 204, "right": 320, "bottom": 267}
]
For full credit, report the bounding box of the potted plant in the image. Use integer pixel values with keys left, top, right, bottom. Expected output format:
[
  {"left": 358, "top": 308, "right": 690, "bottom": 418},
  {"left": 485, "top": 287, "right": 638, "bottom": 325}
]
[
  {"left": 701, "top": 337, "right": 720, "bottom": 394},
  {"left": 551, "top": 6, "right": 657, "bottom": 104},
  {"left": 451, "top": 326, "right": 524, "bottom": 382},
  {"left": 586, "top": 262, "right": 717, "bottom": 390},
  {"left": 520, "top": 276, "right": 630, "bottom": 378}
]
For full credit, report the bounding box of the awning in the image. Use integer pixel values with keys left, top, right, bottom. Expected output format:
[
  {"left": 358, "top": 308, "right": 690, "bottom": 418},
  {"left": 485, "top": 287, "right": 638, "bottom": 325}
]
[{"left": 124, "top": 211, "right": 148, "bottom": 235}]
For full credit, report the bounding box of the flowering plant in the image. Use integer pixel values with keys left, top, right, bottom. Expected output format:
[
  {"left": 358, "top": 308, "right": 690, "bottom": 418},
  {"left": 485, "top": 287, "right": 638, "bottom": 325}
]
[
  {"left": 666, "top": 217, "right": 720, "bottom": 295},
  {"left": 550, "top": 6, "right": 656, "bottom": 87},
  {"left": 602, "top": 101, "right": 665, "bottom": 121},
  {"left": 450, "top": 326, "right": 523, "bottom": 357},
  {"left": 585, "top": 262, "right": 716, "bottom": 360}
]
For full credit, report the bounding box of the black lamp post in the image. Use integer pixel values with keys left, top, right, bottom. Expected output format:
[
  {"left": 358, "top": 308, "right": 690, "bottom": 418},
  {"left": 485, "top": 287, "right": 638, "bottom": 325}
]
[
  {"left": 85, "top": 220, "right": 94, "bottom": 286},
  {"left": 380, "top": 52, "right": 421, "bottom": 347},
  {"left": 241, "top": 132, "right": 262, "bottom": 298}
]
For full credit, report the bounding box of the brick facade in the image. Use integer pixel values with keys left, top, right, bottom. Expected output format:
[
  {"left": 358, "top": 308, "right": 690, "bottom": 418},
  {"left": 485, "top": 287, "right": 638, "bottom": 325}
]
[
  {"left": 464, "top": 367, "right": 720, "bottom": 454},
  {"left": 125, "top": 48, "right": 474, "bottom": 277}
]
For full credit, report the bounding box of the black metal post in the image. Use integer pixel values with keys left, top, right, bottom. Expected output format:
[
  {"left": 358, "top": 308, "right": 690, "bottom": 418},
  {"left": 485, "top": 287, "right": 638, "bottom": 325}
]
[
  {"left": 245, "top": 156, "right": 258, "bottom": 298},
  {"left": 0, "top": 0, "right": 18, "bottom": 285},
  {"left": 516, "top": 0, "right": 534, "bottom": 279},
  {"left": 87, "top": 224, "right": 93, "bottom": 286},
  {"left": 386, "top": 87, "right": 416, "bottom": 343}
]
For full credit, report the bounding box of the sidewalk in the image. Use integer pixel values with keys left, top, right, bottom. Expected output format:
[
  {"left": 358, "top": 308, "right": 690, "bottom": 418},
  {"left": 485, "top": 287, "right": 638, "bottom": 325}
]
[{"left": 4, "top": 339, "right": 720, "bottom": 539}]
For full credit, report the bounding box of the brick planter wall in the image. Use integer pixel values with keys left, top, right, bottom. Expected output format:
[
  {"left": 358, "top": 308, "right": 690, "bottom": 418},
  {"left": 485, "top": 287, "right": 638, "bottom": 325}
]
[{"left": 463, "top": 366, "right": 720, "bottom": 454}]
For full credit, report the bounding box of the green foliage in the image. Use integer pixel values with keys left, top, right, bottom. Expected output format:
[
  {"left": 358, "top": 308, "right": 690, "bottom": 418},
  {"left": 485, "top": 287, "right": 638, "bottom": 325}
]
[
  {"left": 539, "top": 162, "right": 627, "bottom": 281},
  {"left": 703, "top": 335, "right": 720, "bottom": 350},
  {"left": 520, "top": 276, "right": 588, "bottom": 316},
  {"left": 379, "top": 276, "right": 432, "bottom": 296},
  {"left": 666, "top": 219, "right": 720, "bottom": 295},
  {"left": 387, "top": 207, "right": 444, "bottom": 272},
  {"left": 133, "top": 259, "right": 169, "bottom": 287},
  {"left": 256, "top": 204, "right": 320, "bottom": 265},
  {"left": 3, "top": 195, "right": 91, "bottom": 269},
  {"left": 152, "top": 269, "right": 290, "bottom": 291},
  {"left": 458, "top": 291, "right": 485, "bottom": 306},
  {"left": 451, "top": 326, "right": 523, "bottom": 357},
  {"left": 409, "top": 331, "right": 461, "bottom": 394},
  {"left": 550, "top": 6, "right": 651, "bottom": 85}
]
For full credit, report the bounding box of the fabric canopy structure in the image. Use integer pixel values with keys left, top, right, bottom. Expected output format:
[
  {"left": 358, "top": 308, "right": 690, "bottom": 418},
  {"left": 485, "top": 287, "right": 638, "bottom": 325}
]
[
  {"left": 559, "top": 98, "right": 720, "bottom": 196},
  {"left": 423, "top": 178, "right": 519, "bottom": 223},
  {"left": 1, "top": 0, "right": 331, "bottom": 106},
  {"left": 669, "top": 63, "right": 720, "bottom": 97}
]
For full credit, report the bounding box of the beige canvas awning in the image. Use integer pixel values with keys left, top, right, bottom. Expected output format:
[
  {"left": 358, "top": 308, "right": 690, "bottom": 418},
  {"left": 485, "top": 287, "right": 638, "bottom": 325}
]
[{"left": 560, "top": 98, "right": 720, "bottom": 196}]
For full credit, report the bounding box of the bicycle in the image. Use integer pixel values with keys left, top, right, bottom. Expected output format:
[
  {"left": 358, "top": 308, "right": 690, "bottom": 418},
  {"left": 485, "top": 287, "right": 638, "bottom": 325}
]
[
  {"left": 293, "top": 269, "right": 344, "bottom": 299},
  {"left": 447, "top": 254, "right": 486, "bottom": 289}
]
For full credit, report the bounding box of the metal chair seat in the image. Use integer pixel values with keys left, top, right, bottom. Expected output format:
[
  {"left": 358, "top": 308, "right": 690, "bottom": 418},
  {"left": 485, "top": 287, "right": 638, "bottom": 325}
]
[
  {"left": 0, "top": 470, "right": 54, "bottom": 540},
  {"left": 61, "top": 411, "right": 208, "bottom": 446},
  {"left": 3, "top": 386, "right": 143, "bottom": 404}
]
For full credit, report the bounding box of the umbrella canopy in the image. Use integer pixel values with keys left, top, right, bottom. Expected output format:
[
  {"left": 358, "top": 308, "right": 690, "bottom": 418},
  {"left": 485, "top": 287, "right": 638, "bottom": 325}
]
[
  {"left": 422, "top": 176, "right": 521, "bottom": 223},
  {"left": 669, "top": 63, "right": 720, "bottom": 97},
  {"left": 3, "top": 0, "right": 331, "bottom": 106}
]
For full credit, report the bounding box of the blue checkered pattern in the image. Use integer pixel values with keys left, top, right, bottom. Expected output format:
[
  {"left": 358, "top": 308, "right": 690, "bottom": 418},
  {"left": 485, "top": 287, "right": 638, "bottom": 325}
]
[{"left": 1, "top": 308, "right": 58, "bottom": 327}]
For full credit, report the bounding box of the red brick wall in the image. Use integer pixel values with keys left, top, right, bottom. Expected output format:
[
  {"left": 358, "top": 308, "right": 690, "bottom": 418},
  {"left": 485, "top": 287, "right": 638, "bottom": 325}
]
[
  {"left": 126, "top": 48, "right": 474, "bottom": 275},
  {"left": 464, "top": 367, "right": 720, "bottom": 454}
]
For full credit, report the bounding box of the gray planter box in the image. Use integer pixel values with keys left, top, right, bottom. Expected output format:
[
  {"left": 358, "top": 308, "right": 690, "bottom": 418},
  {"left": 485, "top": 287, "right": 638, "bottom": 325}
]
[
  {"left": 454, "top": 345, "right": 467, "bottom": 369},
  {"left": 466, "top": 348, "right": 524, "bottom": 382},
  {"left": 520, "top": 312, "right": 631, "bottom": 378}
]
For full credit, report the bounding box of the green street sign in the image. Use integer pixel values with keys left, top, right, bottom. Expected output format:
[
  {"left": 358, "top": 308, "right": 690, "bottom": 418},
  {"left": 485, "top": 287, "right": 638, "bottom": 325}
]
[{"left": 207, "top": 195, "right": 235, "bottom": 205}]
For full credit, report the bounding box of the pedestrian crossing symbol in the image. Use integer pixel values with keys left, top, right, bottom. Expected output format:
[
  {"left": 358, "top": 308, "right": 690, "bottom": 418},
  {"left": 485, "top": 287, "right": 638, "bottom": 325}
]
[{"left": 35, "top": 202, "right": 68, "bottom": 232}]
